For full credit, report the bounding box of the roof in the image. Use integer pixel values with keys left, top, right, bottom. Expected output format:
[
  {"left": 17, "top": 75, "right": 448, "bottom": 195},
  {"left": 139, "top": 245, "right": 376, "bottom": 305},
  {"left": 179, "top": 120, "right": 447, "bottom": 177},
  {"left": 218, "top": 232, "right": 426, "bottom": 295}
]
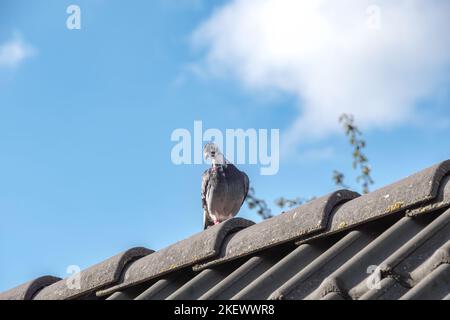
[{"left": 1, "top": 160, "right": 450, "bottom": 300}]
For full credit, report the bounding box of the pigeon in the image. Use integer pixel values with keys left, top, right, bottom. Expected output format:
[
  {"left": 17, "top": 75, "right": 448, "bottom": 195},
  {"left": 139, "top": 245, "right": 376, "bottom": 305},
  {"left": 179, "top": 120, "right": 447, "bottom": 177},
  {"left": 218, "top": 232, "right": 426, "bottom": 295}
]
[{"left": 201, "top": 143, "right": 249, "bottom": 229}]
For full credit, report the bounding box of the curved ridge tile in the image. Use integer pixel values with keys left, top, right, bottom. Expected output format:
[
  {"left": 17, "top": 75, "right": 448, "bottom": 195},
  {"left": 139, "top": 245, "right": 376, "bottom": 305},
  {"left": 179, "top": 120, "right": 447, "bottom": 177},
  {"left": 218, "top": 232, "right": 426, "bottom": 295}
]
[
  {"left": 330, "top": 160, "right": 450, "bottom": 232},
  {"left": 195, "top": 190, "right": 359, "bottom": 270},
  {"left": 0, "top": 276, "right": 61, "bottom": 300},
  {"left": 97, "top": 218, "right": 254, "bottom": 296},
  {"left": 33, "top": 247, "right": 153, "bottom": 300},
  {"left": 408, "top": 176, "right": 450, "bottom": 216}
]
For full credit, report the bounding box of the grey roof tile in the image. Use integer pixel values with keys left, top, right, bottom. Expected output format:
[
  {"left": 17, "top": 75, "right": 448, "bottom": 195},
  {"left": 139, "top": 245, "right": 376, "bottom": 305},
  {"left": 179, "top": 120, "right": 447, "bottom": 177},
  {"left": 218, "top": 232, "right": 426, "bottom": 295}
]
[
  {"left": 400, "top": 263, "right": 450, "bottom": 300},
  {"left": 105, "top": 291, "right": 133, "bottom": 300},
  {"left": 199, "top": 251, "right": 284, "bottom": 300},
  {"left": 329, "top": 160, "right": 450, "bottom": 232},
  {"left": 97, "top": 217, "right": 254, "bottom": 296},
  {"left": 4, "top": 159, "right": 450, "bottom": 300},
  {"left": 410, "top": 240, "right": 450, "bottom": 281},
  {"left": 134, "top": 273, "right": 193, "bottom": 300},
  {"left": 33, "top": 247, "right": 152, "bottom": 300},
  {"left": 0, "top": 276, "right": 61, "bottom": 300},
  {"left": 379, "top": 209, "right": 450, "bottom": 286},
  {"left": 312, "top": 215, "right": 429, "bottom": 300},
  {"left": 270, "top": 230, "right": 376, "bottom": 300},
  {"left": 321, "top": 292, "right": 345, "bottom": 300},
  {"left": 166, "top": 265, "right": 233, "bottom": 300},
  {"left": 359, "top": 277, "right": 409, "bottom": 300},
  {"left": 195, "top": 190, "right": 359, "bottom": 270},
  {"left": 408, "top": 175, "right": 450, "bottom": 216},
  {"left": 232, "top": 243, "right": 325, "bottom": 300}
]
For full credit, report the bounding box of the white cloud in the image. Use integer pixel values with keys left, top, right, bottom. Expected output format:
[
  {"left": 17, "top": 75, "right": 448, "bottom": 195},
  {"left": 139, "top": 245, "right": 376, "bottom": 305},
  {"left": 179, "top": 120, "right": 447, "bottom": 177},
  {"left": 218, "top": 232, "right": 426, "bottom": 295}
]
[
  {"left": 0, "top": 36, "right": 35, "bottom": 68},
  {"left": 192, "top": 0, "right": 450, "bottom": 147}
]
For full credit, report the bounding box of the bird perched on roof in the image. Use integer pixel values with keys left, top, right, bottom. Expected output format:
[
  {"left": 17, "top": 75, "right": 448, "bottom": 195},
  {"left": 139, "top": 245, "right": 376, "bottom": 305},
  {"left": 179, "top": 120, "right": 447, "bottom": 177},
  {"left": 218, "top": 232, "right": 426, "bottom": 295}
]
[{"left": 201, "top": 143, "right": 249, "bottom": 229}]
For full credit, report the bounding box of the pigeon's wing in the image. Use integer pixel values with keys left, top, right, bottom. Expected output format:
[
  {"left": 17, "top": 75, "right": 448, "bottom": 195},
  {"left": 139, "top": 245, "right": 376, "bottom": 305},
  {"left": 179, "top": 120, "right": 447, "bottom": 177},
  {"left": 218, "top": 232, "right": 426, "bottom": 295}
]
[
  {"left": 202, "top": 169, "right": 213, "bottom": 229},
  {"left": 203, "top": 210, "right": 210, "bottom": 230},
  {"left": 240, "top": 171, "right": 250, "bottom": 207},
  {"left": 201, "top": 169, "right": 211, "bottom": 210}
]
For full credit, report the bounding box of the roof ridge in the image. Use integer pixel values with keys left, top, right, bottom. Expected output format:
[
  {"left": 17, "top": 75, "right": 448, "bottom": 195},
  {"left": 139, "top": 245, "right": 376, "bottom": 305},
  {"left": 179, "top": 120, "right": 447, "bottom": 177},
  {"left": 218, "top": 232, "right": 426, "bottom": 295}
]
[
  {"left": 0, "top": 276, "right": 61, "bottom": 300},
  {"left": 327, "top": 159, "right": 450, "bottom": 234},
  {"left": 33, "top": 247, "right": 153, "bottom": 300},
  {"left": 193, "top": 189, "right": 360, "bottom": 270},
  {"left": 1, "top": 159, "right": 450, "bottom": 300},
  {"left": 96, "top": 217, "right": 254, "bottom": 297}
]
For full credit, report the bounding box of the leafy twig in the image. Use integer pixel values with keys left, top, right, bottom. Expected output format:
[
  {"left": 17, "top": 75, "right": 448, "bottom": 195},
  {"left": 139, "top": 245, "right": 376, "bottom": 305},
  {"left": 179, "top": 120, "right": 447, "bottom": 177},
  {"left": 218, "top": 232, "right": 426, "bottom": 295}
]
[
  {"left": 332, "top": 170, "right": 349, "bottom": 189},
  {"left": 275, "top": 197, "right": 303, "bottom": 209},
  {"left": 275, "top": 196, "right": 316, "bottom": 209},
  {"left": 337, "top": 114, "right": 374, "bottom": 194},
  {"left": 247, "top": 113, "right": 374, "bottom": 221},
  {"left": 245, "top": 187, "right": 273, "bottom": 219}
]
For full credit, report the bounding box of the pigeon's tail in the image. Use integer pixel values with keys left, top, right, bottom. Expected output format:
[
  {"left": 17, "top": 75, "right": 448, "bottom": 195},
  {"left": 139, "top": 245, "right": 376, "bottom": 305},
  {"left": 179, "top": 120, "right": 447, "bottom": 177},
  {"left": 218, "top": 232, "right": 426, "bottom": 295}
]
[{"left": 203, "top": 210, "right": 214, "bottom": 230}]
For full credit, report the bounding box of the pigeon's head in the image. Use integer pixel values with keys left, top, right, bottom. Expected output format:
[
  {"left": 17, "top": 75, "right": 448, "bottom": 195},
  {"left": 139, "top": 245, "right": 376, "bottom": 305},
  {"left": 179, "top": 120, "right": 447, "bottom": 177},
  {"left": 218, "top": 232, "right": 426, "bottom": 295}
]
[
  {"left": 204, "top": 142, "right": 227, "bottom": 166},
  {"left": 203, "top": 142, "right": 220, "bottom": 160}
]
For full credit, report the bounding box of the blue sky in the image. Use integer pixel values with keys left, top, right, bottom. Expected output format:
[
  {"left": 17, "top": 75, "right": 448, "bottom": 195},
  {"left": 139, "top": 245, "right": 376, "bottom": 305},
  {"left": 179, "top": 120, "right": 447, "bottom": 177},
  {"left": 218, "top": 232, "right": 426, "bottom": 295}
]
[{"left": 1, "top": 0, "right": 449, "bottom": 291}]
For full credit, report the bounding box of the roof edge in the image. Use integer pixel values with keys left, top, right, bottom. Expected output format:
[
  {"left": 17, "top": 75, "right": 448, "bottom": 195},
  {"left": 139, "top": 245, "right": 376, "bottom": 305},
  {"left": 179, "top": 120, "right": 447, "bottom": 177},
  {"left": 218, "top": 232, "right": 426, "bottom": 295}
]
[
  {"left": 33, "top": 247, "right": 153, "bottom": 300},
  {"left": 193, "top": 189, "right": 360, "bottom": 271},
  {"left": 0, "top": 276, "right": 61, "bottom": 300},
  {"left": 327, "top": 160, "right": 450, "bottom": 233},
  {"left": 96, "top": 217, "right": 255, "bottom": 297}
]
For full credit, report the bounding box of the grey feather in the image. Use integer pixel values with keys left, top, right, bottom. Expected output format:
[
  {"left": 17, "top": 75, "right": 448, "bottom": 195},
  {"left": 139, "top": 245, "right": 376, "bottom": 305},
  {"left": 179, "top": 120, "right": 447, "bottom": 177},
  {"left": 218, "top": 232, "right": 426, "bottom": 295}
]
[
  {"left": 201, "top": 169, "right": 213, "bottom": 230},
  {"left": 201, "top": 164, "right": 249, "bottom": 229}
]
